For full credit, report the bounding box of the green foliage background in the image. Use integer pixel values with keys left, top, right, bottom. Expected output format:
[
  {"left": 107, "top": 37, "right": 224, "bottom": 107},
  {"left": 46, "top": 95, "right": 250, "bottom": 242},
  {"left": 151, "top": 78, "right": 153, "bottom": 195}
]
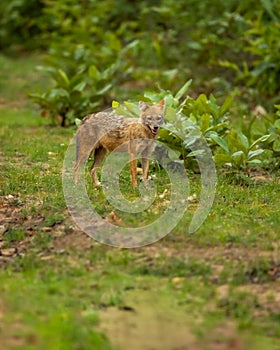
[{"left": 1, "top": 0, "right": 280, "bottom": 169}]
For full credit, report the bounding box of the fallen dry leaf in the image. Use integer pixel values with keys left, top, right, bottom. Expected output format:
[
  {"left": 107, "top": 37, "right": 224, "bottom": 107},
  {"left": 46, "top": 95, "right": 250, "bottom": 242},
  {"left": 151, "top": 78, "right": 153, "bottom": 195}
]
[
  {"left": 1, "top": 248, "right": 17, "bottom": 257},
  {"left": 42, "top": 227, "right": 52, "bottom": 232}
]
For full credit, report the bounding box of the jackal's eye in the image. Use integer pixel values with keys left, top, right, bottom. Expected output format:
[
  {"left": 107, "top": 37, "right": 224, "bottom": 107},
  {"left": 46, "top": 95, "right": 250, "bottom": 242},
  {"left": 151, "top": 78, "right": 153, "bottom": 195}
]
[
  {"left": 157, "top": 116, "right": 163, "bottom": 123},
  {"left": 146, "top": 115, "right": 152, "bottom": 122}
]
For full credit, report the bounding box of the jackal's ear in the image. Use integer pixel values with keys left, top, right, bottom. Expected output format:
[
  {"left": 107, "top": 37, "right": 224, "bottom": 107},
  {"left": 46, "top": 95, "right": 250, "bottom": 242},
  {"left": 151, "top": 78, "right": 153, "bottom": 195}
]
[
  {"left": 139, "top": 101, "right": 149, "bottom": 112},
  {"left": 157, "top": 99, "right": 166, "bottom": 109}
]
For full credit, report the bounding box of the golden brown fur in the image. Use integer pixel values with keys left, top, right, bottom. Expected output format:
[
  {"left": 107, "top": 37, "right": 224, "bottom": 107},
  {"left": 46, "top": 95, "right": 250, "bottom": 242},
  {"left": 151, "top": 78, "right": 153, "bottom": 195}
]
[{"left": 74, "top": 100, "right": 165, "bottom": 188}]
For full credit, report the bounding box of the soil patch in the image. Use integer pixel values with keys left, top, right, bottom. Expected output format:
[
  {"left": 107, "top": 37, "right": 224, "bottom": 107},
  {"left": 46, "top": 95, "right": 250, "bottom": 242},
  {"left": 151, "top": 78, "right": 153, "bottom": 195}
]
[{"left": 99, "top": 289, "right": 198, "bottom": 350}]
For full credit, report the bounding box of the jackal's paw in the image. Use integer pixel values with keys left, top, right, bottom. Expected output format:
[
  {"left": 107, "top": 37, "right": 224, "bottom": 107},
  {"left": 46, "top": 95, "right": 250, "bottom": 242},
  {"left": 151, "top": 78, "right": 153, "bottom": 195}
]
[
  {"left": 132, "top": 182, "right": 138, "bottom": 189},
  {"left": 141, "top": 177, "right": 151, "bottom": 188}
]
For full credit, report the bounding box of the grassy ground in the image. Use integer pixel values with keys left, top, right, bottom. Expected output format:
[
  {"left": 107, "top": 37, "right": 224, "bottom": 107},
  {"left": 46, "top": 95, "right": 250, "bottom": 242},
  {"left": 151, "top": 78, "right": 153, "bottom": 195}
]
[{"left": 1, "top": 53, "right": 280, "bottom": 350}]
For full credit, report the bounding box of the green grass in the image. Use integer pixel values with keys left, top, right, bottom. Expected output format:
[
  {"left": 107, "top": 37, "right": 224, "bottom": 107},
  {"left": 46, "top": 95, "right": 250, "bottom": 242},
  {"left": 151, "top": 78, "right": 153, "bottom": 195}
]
[{"left": 1, "top": 54, "right": 280, "bottom": 350}]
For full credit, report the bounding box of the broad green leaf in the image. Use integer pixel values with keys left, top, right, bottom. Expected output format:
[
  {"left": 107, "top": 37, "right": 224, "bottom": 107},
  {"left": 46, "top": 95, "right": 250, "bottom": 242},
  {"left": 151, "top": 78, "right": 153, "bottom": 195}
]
[
  {"left": 250, "top": 134, "right": 270, "bottom": 149},
  {"left": 227, "top": 130, "right": 247, "bottom": 154},
  {"left": 159, "top": 129, "right": 181, "bottom": 151},
  {"left": 75, "top": 118, "right": 81, "bottom": 126},
  {"left": 108, "top": 33, "right": 122, "bottom": 51},
  {"left": 231, "top": 151, "right": 245, "bottom": 167},
  {"left": 187, "top": 41, "right": 202, "bottom": 50},
  {"left": 165, "top": 94, "right": 178, "bottom": 108},
  {"left": 49, "top": 88, "right": 69, "bottom": 100},
  {"left": 57, "top": 69, "right": 70, "bottom": 86},
  {"left": 200, "top": 113, "right": 210, "bottom": 134},
  {"left": 247, "top": 159, "right": 262, "bottom": 165},
  {"left": 274, "top": 119, "right": 280, "bottom": 129},
  {"left": 274, "top": 105, "right": 280, "bottom": 117},
  {"left": 196, "top": 94, "right": 208, "bottom": 108},
  {"left": 28, "top": 92, "right": 43, "bottom": 99},
  {"left": 89, "top": 65, "right": 100, "bottom": 81},
  {"left": 187, "top": 149, "right": 205, "bottom": 157},
  {"left": 168, "top": 148, "right": 181, "bottom": 161},
  {"left": 273, "top": 139, "right": 280, "bottom": 152},
  {"left": 114, "top": 106, "right": 128, "bottom": 116},
  {"left": 144, "top": 91, "right": 161, "bottom": 102},
  {"left": 69, "top": 75, "right": 84, "bottom": 89},
  {"left": 165, "top": 106, "right": 177, "bottom": 123},
  {"left": 124, "top": 102, "right": 140, "bottom": 117},
  {"left": 248, "top": 149, "right": 264, "bottom": 160},
  {"left": 237, "top": 131, "right": 249, "bottom": 151},
  {"left": 209, "top": 94, "right": 219, "bottom": 120},
  {"left": 124, "top": 39, "right": 139, "bottom": 51},
  {"left": 209, "top": 133, "right": 229, "bottom": 153},
  {"left": 206, "top": 122, "right": 228, "bottom": 132},
  {"left": 184, "top": 135, "right": 199, "bottom": 148},
  {"left": 218, "top": 60, "right": 240, "bottom": 72},
  {"left": 162, "top": 69, "right": 178, "bottom": 80},
  {"left": 178, "top": 97, "right": 188, "bottom": 111},
  {"left": 158, "top": 131, "right": 182, "bottom": 153},
  {"left": 69, "top": 90, "right": 83, "bottom": 105},
  {"left": 102, "top": 63, "right": 118, "bottom": 79},
  {"left": 219, "top": 96, "right": 233, "bottom": 117},
  {"left": 232, "top": 150, "right": 244, "bottom": 158},
  {"left": 251, "top": 61, "right": 275, "bottom": 78},
  {"left": 97, "top": 84, "right": 112, "bottom": 95},
  {"left": 73, "top": 81, "right": 87, "bottom": 92},
  {"left": 213, "top": 153, "right": 231, "bottom": 164},
  {"left": 175, "top": 79, "right": 192, "bottom": 100}
]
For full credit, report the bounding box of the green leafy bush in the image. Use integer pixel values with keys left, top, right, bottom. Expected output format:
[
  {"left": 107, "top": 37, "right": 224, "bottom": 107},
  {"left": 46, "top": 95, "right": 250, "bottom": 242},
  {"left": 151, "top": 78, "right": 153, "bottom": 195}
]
[
  {"left": 249, "top": 105, "right": 280, "bottom": 158},
  {"left": 0, "top": 0, "right": 47, "bottom": 50},
  {"left": 3, "top": 0, "right": 280, "bottom": 170},
  {"left": 219, "top": 1, "right": 280, "bottom": 110},
  {"left": 112, "top": 81, "right": 232, "bottom": 170},
  {"left": 111, "top": 80, "right": 276, "bottom": 171},
  {"left": 212, "top": 131, "right": 270, "bottom": 169},
  {"left": 28, "top": 41, "right": 134, "bottom": 126},
  {"left": 29, "top": 68, "right": 92, "bottom": 126}
]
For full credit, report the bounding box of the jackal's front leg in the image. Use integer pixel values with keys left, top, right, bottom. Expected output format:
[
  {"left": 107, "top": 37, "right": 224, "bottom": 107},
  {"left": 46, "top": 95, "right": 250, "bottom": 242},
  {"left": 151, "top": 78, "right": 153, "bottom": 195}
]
[
  {"left": 141, "top": 157, "right": 150, "bottom": 187},
  {"left": 130, "top": 157, "right": 138, "bottom": 188},
  {"left": 129, "top": 140, "right": 138, "bottom": 188},
  {"left": 141, "top": 142, "right": 154, "bottom": 187}
]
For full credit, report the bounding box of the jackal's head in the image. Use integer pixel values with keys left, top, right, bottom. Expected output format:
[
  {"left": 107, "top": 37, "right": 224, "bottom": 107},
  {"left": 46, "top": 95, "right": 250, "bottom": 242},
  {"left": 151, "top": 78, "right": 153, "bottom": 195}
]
[{"left": 139, "top": 100, "right": 165, "bottom": 136}]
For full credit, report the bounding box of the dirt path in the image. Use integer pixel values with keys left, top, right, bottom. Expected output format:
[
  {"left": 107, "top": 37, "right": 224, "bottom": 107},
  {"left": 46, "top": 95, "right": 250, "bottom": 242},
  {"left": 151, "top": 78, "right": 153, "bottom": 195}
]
[{"left": 99, "top": 289, "right": 198, "bottom": 350}]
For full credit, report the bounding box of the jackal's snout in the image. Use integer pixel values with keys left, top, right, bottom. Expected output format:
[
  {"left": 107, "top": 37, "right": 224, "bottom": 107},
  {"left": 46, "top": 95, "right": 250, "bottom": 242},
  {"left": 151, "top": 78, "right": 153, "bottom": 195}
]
[{"left": 151, "top": 125, "right": 159, "bottom": 135}]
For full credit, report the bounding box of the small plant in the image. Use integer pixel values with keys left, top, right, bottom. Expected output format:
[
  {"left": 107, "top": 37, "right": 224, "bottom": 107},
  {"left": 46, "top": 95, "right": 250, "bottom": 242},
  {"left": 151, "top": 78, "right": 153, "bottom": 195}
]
[
  {"left": 262, "top": 105, "right": 280, "bottom": 155},
  {"left": 212, "top": 130, "right": 270, "bottom": 169},
  {"left": 29, "top": 68, "right": 92, "bottom": 126},
  {"left": 243, "top": 104, "right": 280, "bottom": 162}
]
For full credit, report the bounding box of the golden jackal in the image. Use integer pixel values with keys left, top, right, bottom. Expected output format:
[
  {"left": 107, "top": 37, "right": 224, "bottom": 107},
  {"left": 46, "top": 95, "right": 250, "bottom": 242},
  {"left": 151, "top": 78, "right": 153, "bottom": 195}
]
[{"left": 74, "top": 100, "right": 165, "bottom": 188}]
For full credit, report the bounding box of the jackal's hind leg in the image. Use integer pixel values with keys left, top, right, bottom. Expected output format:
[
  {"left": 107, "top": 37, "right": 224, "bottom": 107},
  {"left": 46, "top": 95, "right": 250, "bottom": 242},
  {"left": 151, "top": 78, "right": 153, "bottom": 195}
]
[
  {"left": 74, "top": 126, "right": 96, "bottom": 184},
  {"left": 74, "top": 151, "right": 91, "bottom": 185},
  {"left": 90, "top": 147, "right": 107, "bottom": 186}
]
